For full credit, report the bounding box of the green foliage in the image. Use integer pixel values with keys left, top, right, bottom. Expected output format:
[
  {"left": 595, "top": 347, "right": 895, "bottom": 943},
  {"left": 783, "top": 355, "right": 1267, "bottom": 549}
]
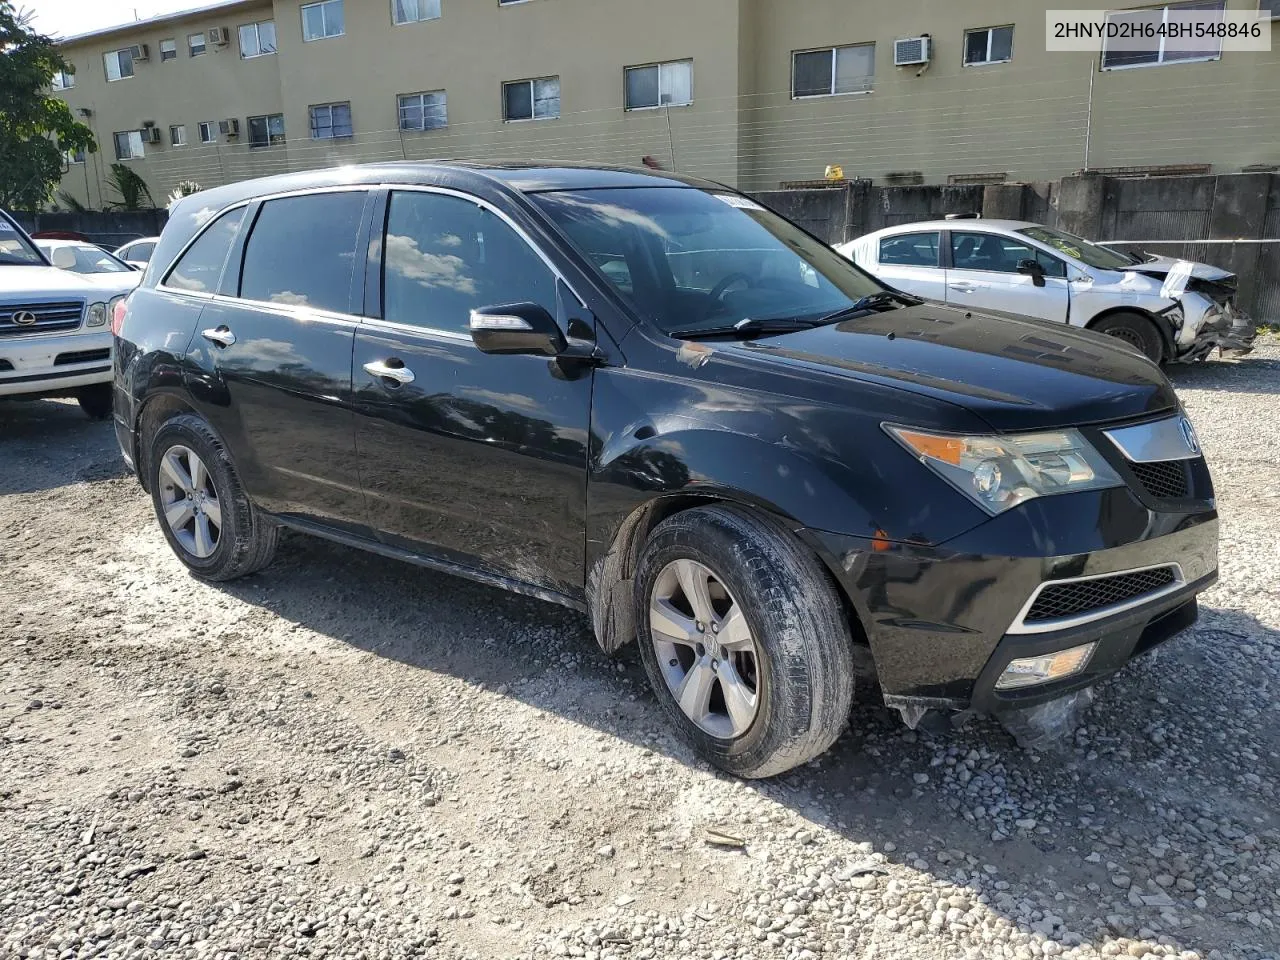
[
  {"left": 57, "top": 189, "right": 87, "bottom": 212},
  {"left": 0, "top": 2, "right": 97, "bottom": 210},
  {"left": 106, "top": 163, "right": 154, "bottom": 210},
  {"left": 167, "top": 180, "right": 203, "bottom": 208}
]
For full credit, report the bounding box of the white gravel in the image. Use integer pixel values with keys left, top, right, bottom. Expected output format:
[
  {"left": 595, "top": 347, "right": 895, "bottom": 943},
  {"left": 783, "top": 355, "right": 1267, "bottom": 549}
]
[{"left": 2, "top": 343, "right": 1278, "bottom": 960}]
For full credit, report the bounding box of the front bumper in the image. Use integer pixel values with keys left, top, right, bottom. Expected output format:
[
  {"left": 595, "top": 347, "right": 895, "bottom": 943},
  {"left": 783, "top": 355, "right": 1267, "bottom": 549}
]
[
  {"left": 0, "top": 330, "right": 113, "bottom": 398},
  {"left": 804, "top": 491, "right": 1218, "bottom": 713},
  {"left": 1172, "top": 300, "right": 1256, "bottom": 362}
]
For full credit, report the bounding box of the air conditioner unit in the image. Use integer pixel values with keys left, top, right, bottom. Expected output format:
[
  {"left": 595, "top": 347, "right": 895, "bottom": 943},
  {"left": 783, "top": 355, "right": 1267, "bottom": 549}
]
[
  {"left": 219, "top": 118, "right": 240, "bottom": 137},
  {"left": 140, "top": 126, "right": 162, "bottom": 144},
  {"left": 893, "top": 36, "right": 931, "bottom": 66},
  {"left": 208, "top": 26, "right": 230, "bottom": 45},
  {"left": 129, "top": 43, "right": 150, "bottom": 62}
]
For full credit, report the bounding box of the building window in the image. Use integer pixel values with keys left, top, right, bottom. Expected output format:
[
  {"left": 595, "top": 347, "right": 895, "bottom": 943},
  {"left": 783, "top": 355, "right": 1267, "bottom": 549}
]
[
  {"left": 392, "top": 0, "right": 440, "bottom": 24},
  {"left": 310, "top": 102, "right": 353, "bottom": 139},
  {"left": 113, "top": 130, "right": 145, "bottom": 160},
  {"left": 199, "top": 121, "right": 217, "bottom": 143},
  {"left": 792, "top": 43, "right": 875, "bottom": 98},
  {"left": 52, "top": 68, "right": 75, "bottom": 89},
  {"left": 1262, "top": 1, "right": 1278, "bottom": 19},
  {"left": 189, "top": 32, "right": 207, "bottom": 56},
  {"left": 302, "top": 0, "right": 345, "bottom": 41},
  {"left": 398, "top": 90, "right": 447, "bottom": 130},
  {"left": 104, "top": 47, "right": 135, "bottom": 82},
  {"left": 65, "top": 147, "right": 86, "bottom": 164},
  {"left": 1101, "top": 0, "right": 1226, "bottom": 69},
  {"left": 503, "top": 76, "right": 560, "bottom": 121},
  {"left": 160, "top": 38, "right": 178, "bottom": 61},
  {"left": 624, "top": 60, "right": 692, "bottom": 110},
  {"left": 964, "top": 25, "right": 1013, "bottom": 65},
  {"left": 170, "top": 124, "right": 187, "bottom": 146},
  {"left": 239, "top": 20, "right": 277, "bottom": 58},
  {"left": 248, "top": 113, "right": 286, "bottom": 148}
]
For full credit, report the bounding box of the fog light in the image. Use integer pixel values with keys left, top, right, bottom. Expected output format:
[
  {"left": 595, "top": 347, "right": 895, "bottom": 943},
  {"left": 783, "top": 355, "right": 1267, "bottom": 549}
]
[{"left": 995, "top": 642, "right": 1097, "bottom": 690}]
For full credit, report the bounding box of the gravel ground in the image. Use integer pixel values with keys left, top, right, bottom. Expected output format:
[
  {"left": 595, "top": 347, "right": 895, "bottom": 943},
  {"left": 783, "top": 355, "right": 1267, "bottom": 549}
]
[{"left": 2, "top": 345, "right": 1278, "bottom": 960}]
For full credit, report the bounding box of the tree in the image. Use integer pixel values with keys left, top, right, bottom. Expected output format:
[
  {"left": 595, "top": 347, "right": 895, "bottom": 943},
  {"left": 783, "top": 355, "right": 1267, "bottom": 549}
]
[
  {"left": 0, "top": 2, "right": 96, "bottom": 211},
  {"left": 105, "top": 163, "right": 154, "bottom": 209}
]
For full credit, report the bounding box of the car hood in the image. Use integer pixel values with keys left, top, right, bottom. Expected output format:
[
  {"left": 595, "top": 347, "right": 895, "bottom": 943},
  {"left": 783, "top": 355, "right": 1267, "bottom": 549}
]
[
  {"left": 730, "top": 303, "right": 1177, "bottom": 432},
  {"left": 0, "top": 264, "right": 103, "bottom": 298},
  {"left": 1121, "top": 254, "right": 1233, "bottom": 283},
  {"left": 78, "top": 271, "right": 143, "bottom": 296}
]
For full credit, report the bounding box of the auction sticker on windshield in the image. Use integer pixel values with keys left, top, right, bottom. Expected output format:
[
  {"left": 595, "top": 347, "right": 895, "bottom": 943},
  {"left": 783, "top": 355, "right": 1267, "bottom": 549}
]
[{"left": 715, "top": 195, "right": 765, "bottom": 211}]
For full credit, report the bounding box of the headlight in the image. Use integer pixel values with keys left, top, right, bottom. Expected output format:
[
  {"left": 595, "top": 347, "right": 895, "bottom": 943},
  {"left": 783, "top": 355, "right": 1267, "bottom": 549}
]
[
  {"left": 885, "top": 425, "right": 1123, "bottom": 514},
  {"left": 85, "top": 301, "right": 108, "bottom": 327}
]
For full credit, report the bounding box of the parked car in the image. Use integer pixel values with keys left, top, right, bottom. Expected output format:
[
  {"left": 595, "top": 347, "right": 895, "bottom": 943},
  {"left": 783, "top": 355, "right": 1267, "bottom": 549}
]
[
  {"left": 113, "top": 237, "right": 160, "bottom": 269},
  {"left": 0, "top": 209, "right": 120, "bottom": 419},
  {"left": 836, "top": 219, "right": 1255, "bottom": 365},
  {"left": 35, "top": 240, "right": 143, "bottom": 298},
  {"left": 114, "top": 163, "right": 1218, "bottom": 778}
]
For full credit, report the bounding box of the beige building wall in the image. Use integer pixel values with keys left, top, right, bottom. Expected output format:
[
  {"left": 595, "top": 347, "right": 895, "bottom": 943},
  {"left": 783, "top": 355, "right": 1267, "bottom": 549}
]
[{"left": 52, "top": 0, "right": 1280, "bottom": 207}]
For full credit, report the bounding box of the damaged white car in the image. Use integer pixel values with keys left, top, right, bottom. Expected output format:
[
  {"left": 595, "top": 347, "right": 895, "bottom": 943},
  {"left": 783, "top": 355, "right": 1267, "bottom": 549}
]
[{"left": 836, "top": 219, "right": 1255, "bottom": 365}]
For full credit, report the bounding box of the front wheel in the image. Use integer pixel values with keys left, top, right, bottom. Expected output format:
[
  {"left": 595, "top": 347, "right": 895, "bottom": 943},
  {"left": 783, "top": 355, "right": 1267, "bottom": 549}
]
[
  {"left": 635, "top": 505, "right": 856, "bottom": 779},
  {"left": 78, "top": 383, "right": 113, "bottom": 420},
  {"left": 1092, "top": 312, "right": 1165, "bottom": 365}
]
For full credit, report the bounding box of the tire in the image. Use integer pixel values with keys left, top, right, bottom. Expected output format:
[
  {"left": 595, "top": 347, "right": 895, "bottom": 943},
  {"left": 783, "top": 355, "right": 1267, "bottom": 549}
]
[
  {"left": 634, "top": 505, "right": 855, "bottom": 779},
  {"left": 1091, "top": 312, "right": 1165, "bottom": 365},
  {"left": 148, "top": 414, "right": 278, "bottom": 581},
  {"left": 78, "top": 383, "right": 114, "bottom": 421}
]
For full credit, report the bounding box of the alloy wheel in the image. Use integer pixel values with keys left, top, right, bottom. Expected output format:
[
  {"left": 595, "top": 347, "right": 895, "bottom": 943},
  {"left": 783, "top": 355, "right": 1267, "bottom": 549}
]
[
  {"left": 648, "top": 558, "right": 761, "bottom": 739},
  {"left": 158, "top": 445, "right": 222, "bottom": 559}
]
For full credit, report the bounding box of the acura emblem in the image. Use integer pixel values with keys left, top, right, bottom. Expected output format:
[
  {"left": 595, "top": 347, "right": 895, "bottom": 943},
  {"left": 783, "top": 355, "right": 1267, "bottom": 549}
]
[
  {"left": 1179, "top": 416, "right": 1200, "bottom": 455},
  {"left": 11, "top": 310, "right": 37, "bottom": 326}
]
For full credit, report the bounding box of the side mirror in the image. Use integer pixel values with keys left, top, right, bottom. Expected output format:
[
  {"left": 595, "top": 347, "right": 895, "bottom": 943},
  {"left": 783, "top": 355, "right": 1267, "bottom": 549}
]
[
  {"left": 469, "top": 302, "right": 567, "bottom": 357},
  {"left": 1016, "top": 259, "right": 1047, "bottom": 287}
]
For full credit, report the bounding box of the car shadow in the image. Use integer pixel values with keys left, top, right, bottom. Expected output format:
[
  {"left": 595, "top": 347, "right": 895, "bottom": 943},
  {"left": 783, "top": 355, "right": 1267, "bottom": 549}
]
[
  {"left": 0, "top": 399, "right": 130, "bottom": 496},
  {"left": 211, "top": 529, "right": 1277, "bottom": 958},
  {"left": 1167, "top": 349, "right": 1280, "bottom": 395}
]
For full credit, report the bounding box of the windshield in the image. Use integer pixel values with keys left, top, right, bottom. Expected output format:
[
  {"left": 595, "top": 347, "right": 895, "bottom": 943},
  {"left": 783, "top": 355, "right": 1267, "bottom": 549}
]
[
  {"left": 0, "top": 215, "right": 46, "bottom": 266},
  {"left": 532, "top": 187, "right": 884, "bottom": 335},
  {"left": 44, "top": 243, "right": 132, "bottom": 274},
  {"left": 1017, "top": 226, "right": 1140, "bottom": 271}
]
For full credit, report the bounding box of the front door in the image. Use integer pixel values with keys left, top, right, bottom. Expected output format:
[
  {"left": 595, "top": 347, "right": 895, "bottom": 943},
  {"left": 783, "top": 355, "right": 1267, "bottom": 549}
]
[
  {"left": 352, "top": 189, "right": 591, "bottom": 597},
  {"left": 945, "top": 230, "right": 1069, "bottom": 323},
  {"left": 186, "top": 189, "right": 371, "bottom": 533},
  {"left": 874, "top": 230, "right": 947, "bottom": 301}
]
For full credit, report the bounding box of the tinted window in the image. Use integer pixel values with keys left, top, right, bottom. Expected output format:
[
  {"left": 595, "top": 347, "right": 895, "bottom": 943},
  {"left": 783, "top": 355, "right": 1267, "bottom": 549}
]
[
  {"left": 383, "top": 191, "right": 557, "bottom": 334},
  {"left": 166, "top": 208, "right": 246, "bottom": 292},
  {"left": 879, "top": 232, "right": 939, "bottom": 267},
  {"left": 240, "top": 192, "right": 366, "bottom": 312},
  {"left": 951, "top": 231, "right": 1065, "bottom": 277},
  {"left": 126, "top": 241, "right": 155, "bottom": 262}
]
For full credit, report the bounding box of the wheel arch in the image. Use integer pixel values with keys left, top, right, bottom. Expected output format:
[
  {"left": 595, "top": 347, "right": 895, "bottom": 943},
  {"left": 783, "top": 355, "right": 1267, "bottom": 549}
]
[
  {"left": 1085, "top": 306, "right": 1174, "bottom": 362},
  {"left": 134, "top": 391, "right": 200, "bottom": 493}
]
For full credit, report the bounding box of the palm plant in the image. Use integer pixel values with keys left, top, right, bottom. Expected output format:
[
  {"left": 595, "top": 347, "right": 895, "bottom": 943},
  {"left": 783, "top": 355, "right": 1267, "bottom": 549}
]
[{"left": 105, "top": 163, "right": 155, "bottom": 210}]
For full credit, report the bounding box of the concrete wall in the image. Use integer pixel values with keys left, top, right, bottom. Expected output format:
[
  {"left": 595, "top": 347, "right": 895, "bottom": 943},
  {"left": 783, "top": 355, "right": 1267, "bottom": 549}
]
[{"left": 12, "top": 210, "right": 169, "bottom": 250}]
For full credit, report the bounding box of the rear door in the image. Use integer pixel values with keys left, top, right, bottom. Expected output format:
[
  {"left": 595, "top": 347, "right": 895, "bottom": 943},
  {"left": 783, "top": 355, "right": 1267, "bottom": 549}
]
[
  {"left": 945, "top": 230, "right": 1069, "bottom": 322},
  {"left": 872, "top": 231, "right": 946, "bottom": 301},
  {"left": 351, "top": 188, "right": 592, "bottom": 598},
  {"left": 184, "top": 188, "right": 372, "bottom": 534}
]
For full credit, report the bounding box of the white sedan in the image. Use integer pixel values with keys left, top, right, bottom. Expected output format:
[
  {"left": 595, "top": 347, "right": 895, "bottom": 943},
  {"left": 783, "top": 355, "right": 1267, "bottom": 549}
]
[
  {"left": 35, "top": 239, "right": 142, "bottom": 298},
  {"left": 113, "top": 236, "right": 161, "bottom": 269},
  {"left": 836, "top": 219, "right": 1255, "bottom": 364}
]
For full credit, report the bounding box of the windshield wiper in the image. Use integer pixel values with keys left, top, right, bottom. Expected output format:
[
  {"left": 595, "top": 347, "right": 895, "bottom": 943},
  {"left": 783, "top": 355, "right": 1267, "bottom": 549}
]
[
  {"left": 816, "top": 290, "right": 920, "bottom": 325},
  {"left": 671, "top": 317, "right": 818, "bottom": 340}
]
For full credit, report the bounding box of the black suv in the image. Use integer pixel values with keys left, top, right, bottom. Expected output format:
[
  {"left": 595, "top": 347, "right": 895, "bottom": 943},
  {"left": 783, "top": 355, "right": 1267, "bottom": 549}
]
[{"left": 113, "top": 163, "right": 1217, "bottom": 778}]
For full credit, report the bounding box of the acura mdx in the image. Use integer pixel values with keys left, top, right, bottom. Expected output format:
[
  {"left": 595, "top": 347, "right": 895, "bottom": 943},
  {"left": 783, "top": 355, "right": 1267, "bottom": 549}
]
[{"left": 112, "top": 163, "right": 1217, "bottom": 778}]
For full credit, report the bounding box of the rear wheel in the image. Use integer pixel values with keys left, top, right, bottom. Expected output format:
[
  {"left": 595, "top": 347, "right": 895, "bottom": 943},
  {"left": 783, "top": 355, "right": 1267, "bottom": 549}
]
[
  {"left": 148, "top": 414, "right": 278, "bottom": 581},
  {"left": 635, "top": 505, "right": 856, "bottom": 779},
  {"left": 78, "top": 383, "right": 113, "bottom": 420},
  {"left": 1092, "top": 312, "right": 1165, "bottom": 365}
]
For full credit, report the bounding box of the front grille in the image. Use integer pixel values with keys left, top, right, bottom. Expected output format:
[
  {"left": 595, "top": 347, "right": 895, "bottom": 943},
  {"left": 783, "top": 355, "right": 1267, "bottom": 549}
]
[
  {"left": 54, "top": 348, "right": 111, "bottom": 366},
  {"left": 0, "top": 301, "right": 84, "bottom": 337},
  {"left": 1025, "top": 566, "right": 1179, "bottom": 623},
  {"left": 1130, "top": 460, "right": 1189, "bottom": 500}
]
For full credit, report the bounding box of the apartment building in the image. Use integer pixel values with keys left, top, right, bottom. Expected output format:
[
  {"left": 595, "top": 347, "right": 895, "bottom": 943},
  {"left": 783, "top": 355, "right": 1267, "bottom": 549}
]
[{"left": 52, "top": 0, "right": 1280, "bottom": 207}]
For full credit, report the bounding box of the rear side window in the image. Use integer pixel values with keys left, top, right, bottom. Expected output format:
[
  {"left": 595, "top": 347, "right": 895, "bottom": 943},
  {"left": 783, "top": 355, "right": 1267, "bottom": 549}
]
[
  {"left": 382, "top": 190, "right": 557, "bottom": 335},
  {"left": 126, "top": 241, "right": 155, "bottom": 262},
  {"left": 240, "top": 191, "right": 367, "bottom": 312},
  {"left": 879, "top": 232, "right": 939, "bottom": 267},
  {"left": 165, "top": 207, "right": 246, "bottom": 293}
]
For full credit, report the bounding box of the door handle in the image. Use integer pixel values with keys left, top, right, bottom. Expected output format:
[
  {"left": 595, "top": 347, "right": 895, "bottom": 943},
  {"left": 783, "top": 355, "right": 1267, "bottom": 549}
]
[
  {"left": 363, "top": 359, "right": 416, "bottom": 385},
  {"left": 201, "top": 326, "right": 236, "bottom": 347},
  {"left": 948, "top": 282, "right": 977, "bottom": 293}
]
